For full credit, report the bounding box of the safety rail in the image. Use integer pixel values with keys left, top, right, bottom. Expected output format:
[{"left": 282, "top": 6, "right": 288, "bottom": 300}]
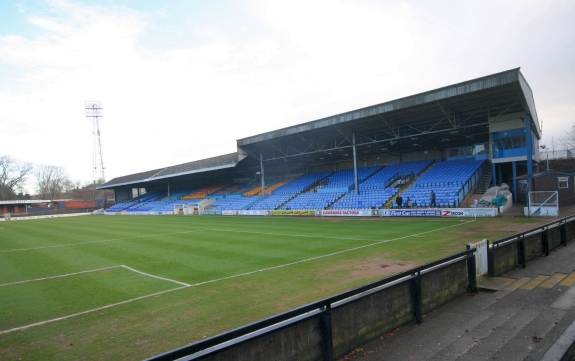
[
  {"left": 145, "top": 249, "right": 476, "bottom": 361},
  {"left": 487, "top": 215, "right": 575, "bottom": 277},
  {"left": 384, "top": 171, "right": 414, "bottom": 188}
]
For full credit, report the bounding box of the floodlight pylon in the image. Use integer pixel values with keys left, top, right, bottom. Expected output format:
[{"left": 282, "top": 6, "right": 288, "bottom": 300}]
[{"left": 85, "top": 101, "right": 105, "bottom": 207}]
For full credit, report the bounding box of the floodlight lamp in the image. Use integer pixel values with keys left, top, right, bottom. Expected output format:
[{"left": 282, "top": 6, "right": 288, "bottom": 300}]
[
  {"left": 540, "top": 145, "right": 546, "bottom": 149},
  {"left": 85, "top": 101, "right": 103, "bottom": 117}
]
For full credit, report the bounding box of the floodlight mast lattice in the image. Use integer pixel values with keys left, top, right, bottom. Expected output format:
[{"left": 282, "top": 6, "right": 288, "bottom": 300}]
[{"left": 85, "top": 101, "right": 105, "bottom": 207}]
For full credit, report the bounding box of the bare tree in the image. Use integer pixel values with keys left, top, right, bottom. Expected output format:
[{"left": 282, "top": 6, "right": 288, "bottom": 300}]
[
  {"left": 559, "top": 123, "right": 575, "bottom": 150},
  {"left": 34, "top": 165, "right": 70, "bottom": 199},
  {"left": 0, "top": 155, "right": 33, "bottom": 200}
]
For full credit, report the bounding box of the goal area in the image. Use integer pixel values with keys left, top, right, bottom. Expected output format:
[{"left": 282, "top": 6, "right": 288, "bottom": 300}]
[{"left": 527, "top": 191, "right": 558, "bottom": 217}]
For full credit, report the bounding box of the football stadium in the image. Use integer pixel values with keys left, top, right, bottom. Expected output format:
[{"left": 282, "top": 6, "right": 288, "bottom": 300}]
[{"left": 2, "top": 68, "right": 575, "bottom": 361}]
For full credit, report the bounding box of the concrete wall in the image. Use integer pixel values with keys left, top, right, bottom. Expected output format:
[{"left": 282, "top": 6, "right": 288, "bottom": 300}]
[
  {"left": 332, "top": 282, "right": 413, "bottom": 357},
  {"left": 421, "top": 261, "right": 468, "bottom": 314},
  {"left": 192, "top": 258, "right": 470, "bottom": 361},
  {"left": 489, "top": 217, "right": 575, "bottom": 277},
  {"left": 489, "top": 241, "right": 519, "bottom": 277},
  {"left": 197, "top": 317, "right": 323, "bottom": 361}
]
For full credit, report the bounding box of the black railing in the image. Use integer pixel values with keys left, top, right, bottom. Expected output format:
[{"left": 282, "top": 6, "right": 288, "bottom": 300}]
[
  {"left": 146, "top": 249, "right": 476, "bottom": 361},
  {"left": 384, "top": 171, "right": 414, "bottom": 189},
  {"left": 487, "top": 215, "right": 575, "bottom": 276},
  {"left": 491, "top": 215, "right": 575, "bottom": 248}
]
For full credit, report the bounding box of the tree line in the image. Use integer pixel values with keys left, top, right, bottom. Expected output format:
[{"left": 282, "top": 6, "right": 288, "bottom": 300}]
[{"left": 0, "top": 154, "right": 97, "bottom": 201}]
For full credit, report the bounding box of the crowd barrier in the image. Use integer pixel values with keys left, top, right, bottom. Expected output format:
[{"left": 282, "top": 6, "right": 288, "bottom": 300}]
[
  {"left": 146, "top": 250, "right": 477, "bottom": 361},
  {"left": 488, "top": 215, "right": 575, "bottom": 277}
]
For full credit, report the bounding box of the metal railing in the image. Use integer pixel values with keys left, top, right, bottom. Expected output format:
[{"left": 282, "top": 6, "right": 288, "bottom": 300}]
[
  {"left": 146, "top": 249, "right": 476, "bottom": 361},
  {"left": 487, "top": 215, "right": 575, "bottom": 276}
]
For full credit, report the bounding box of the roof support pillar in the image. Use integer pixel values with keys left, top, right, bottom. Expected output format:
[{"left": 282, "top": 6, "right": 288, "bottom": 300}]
[
  {"left": 168, "top": 182, "right": 171, "bottom": 200},
  {"left": 260, "top": 151, "right": 265, "bottom": 199},
  {"left": 492, "top": 162, "right": 496, "bottom": 188},
  {"left": 353, "top": 133, "right": 359, "bottom": 195},
  {"left": 512, "top": 161, "right": 517, "bottom": 203},
  {"left": 525, "top": 114, "right": 534, "bottom": 193}
]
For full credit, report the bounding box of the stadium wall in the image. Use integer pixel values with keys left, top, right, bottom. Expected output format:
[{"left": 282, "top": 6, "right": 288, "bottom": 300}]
[
  {"left": 147, "top": 252, "right": 475, "bottom": 361},
  {"left": 488, "top": 215, "right": 575, "bottom": 277}
]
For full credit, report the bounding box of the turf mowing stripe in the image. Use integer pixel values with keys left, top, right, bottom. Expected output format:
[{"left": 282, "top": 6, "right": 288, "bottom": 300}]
[
  {"left": 120, "top": 265, "right": 190, "bottom": 286},
  {"left": 0, "top": 229, "right": 210, "bottom": 253},
  {"left": 188, "top": 220, "right": 475, "bottom": 286},
  {"left": 0, "top": 285, "right": 190, "bottom": 336},
  {"left": 0, "top": 219, "right": 474, "bottom": 335},
  {"left": 1, "top": 219, "right": 463, "bottom": 253},
  {"left": 0, "top": 265, "right": 121, "bottom": 287}
]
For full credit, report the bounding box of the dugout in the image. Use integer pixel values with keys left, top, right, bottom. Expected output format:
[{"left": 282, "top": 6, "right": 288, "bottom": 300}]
[
  {"left": 99, "top": 68, "right": 542, "bottom": 206},
  {"left": 0, "top": 199, "right": 53, "bottom": 215}
]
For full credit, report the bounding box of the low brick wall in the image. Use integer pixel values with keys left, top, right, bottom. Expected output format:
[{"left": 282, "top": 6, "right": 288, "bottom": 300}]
[
  {"left": 185, "top": 257, "right": 471, "bottom": 361},
  {"left": 488, "top": 216, "right": 575, "bottom": 277},
  {"left": 332, "top": 282, "right": 413, "bottom": 356},
  {"left": 197, "top": 317, "right": 323, "bottom": 361},
  {"left": 489, "top": 241, "right": 519, "bottom": 277},
  {"left": 421, "top": 261, "right": 468, "bottom": 314}
]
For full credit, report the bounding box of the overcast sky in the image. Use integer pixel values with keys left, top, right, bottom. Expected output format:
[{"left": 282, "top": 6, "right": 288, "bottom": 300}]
[{"left": 1, "top": 0, "right": 574, "bottom": 190}]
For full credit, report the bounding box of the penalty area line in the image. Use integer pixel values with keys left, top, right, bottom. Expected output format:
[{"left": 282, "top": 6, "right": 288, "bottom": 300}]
[
  {"left": 0, "top": 285, "right": 190, "bottom": 336},
  {"left": 0, "top": 266, "right": 121, "bottom": 288},
  {"left": 120, "top": 265, "right": 190, "bottom": 287},
  {"left": 0, "top": 265, "right": 190, "bottom": 288}
]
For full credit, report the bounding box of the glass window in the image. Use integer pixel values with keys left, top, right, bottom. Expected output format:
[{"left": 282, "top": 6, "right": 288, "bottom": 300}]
[
  {"left": 466, "top": 147, "right": 473, "bottom": 156},
  {"left": 448, "top": 149, "right": 460, "bottom": 158},
  {"left": 518, "top": 181, "right": 528, "bottom": 193},
  {"left": 558, "top": 177, "right": 569, "bottom": 189},
  {"left": 475, "top": 143, "right": 488, "bottom": 154},
  {"left": 501, "top": 137, "right": 513, "bottom": 150},
  {"left": 493, "top": 142, "right": 500, "bottom": 153},
  {"left": 512, "top": 136, "right": 523, "bottom": 148}
]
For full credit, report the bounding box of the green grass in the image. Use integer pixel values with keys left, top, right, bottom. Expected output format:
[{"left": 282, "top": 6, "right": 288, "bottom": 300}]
[{"left": 0, "top": 215, "right": 550, "bottom": 360}]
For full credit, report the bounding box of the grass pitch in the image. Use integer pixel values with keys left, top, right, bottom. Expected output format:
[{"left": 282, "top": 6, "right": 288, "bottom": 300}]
[{"left": 0, "top": 214, "right": 549, "bottom": 360}]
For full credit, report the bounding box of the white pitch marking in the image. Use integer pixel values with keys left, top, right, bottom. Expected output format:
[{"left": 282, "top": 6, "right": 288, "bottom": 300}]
[
  {"left": 0, "top": 219, "right": 474, "bottom": 335},
  {"left": 188, "top": 220, "right": 476, "bottom": 287},
  {"left": 0, "top": 285, "right": 189, "bottom": 336},
  {"left": 120, "top": 265, "right": 190, "bottom": 287},
  {"left": 0, "top": 266, "right": 121, "bottom": 287},
  {"left": 0, "top": 265, "right": 190, "bottom": 288}
]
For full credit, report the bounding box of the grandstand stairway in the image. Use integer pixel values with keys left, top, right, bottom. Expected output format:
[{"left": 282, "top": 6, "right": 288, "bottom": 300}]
[
  {"left": 383, "top": 162, "right": 436, "bottom": 208},
  {"left": 475, "top": 161, "right": 493, "bottom": 194},
  {"left": 326, "top": 193, "right": 346, "bottom": 210}
]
